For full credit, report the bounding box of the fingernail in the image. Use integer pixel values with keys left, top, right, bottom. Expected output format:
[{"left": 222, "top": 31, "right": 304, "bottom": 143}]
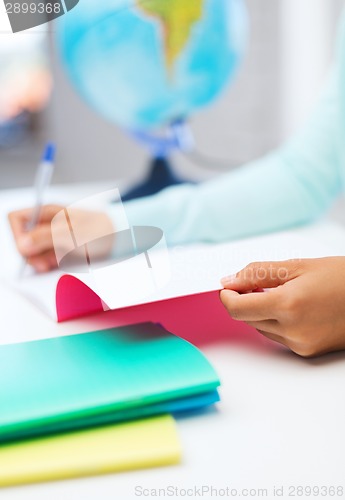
[
  {"left": 18, "top": 235, "right": 33, "bottom": 250},
  {"left": 221, "top": 274, "right": 236, "bottom": 285},
  {"left": 36, "top": 262, "right": 47, "bottom": 273}
]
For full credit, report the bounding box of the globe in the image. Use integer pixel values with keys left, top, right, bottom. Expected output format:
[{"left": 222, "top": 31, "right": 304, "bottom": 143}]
[{"left": 57, "top": 0, "right": 248, "bottom": 131}]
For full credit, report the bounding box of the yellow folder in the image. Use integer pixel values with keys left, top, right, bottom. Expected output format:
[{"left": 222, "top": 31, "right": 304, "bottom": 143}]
[{"left": 0, "top": 415, "right": 181, "bottom": 488}]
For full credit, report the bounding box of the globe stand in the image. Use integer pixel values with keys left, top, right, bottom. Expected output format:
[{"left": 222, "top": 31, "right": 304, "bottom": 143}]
[
  {"left": 122, "top": 120, "right": 194, "bottom": 202},
  {"left": 122, "top": 156, "right": 187, "bottom": 201}
]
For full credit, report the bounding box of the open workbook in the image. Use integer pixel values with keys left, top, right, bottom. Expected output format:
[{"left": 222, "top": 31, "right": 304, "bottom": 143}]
[{"left": 11, "top": 225, "right": 341, "bottom": 322}]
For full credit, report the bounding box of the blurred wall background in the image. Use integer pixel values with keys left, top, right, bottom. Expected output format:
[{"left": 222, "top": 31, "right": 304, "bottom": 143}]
[{"left": 0, "top": 0, "right": 344, "bottom": 190}]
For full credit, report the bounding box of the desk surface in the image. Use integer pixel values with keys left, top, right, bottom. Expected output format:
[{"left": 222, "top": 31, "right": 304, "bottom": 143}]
[{"left": 1, "top": 185, "right": 345, "bottom": 500}]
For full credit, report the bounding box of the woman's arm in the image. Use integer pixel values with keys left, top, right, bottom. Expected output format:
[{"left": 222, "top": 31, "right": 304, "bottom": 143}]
[
  {"left": 8, "top": 72, "right": 343, "bottom": 272},
  {"left": 110, "top": 69, "right": 343, "bottom": 245}
]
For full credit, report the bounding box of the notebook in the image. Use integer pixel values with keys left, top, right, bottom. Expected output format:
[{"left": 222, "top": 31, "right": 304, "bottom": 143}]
[
  {"left": 0, "top": 323, "right": 220, "bottom": 443},
  {"left": 0, "top": 415, "right": 181, "bottom": 487},
  {"left": 11, "top": 227, "right": 336, "bottom": 322}
]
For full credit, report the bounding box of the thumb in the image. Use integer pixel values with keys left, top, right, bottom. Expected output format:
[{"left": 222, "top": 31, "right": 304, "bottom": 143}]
[
  {"left": 17, "top": 224, "right": 54, "bottom": 258},
  {"left": 221, "top": 260, "right": 302, "bottom": 292}
]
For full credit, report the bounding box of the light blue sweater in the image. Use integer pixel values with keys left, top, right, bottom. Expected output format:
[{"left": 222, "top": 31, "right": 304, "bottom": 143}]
[{"left": 110, "top": 24, "right": 345, "bottom": 246}]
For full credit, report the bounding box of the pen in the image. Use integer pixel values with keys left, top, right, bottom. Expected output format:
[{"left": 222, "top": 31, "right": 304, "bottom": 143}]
[{"left": 19, "top": 142, "right": 56, "bottom": 277}]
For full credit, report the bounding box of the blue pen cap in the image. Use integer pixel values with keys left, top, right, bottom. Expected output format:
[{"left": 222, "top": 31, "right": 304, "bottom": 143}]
[{"left": 42, "top": 143, "right": 56, "bottom": 163}]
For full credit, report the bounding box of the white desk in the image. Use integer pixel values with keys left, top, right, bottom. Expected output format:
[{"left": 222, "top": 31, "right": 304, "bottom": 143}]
[{"left": 1, "top": 185, "right": 345, "bottom": 500}]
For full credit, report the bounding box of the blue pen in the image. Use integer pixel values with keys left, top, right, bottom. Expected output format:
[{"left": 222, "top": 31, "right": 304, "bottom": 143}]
[
  {"left": 19, "top": 143, "right": 56, "bottom": 277},
  {"left": 26, "top": 143, "right": 56, "bottom": 230}
]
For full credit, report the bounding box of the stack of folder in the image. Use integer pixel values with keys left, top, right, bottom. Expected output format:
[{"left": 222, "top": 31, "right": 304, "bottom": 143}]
[{"left": 0, "top": 323, "right": 220, "bottom": 487}]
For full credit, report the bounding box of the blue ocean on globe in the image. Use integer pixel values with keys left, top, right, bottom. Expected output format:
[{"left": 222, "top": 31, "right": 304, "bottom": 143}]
[{"left": 58, "top": 0, "right": 248, "bottom": 130}]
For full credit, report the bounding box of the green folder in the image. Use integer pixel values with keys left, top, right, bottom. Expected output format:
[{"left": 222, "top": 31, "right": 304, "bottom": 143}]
[{"left": 0, "top": 323, "right": 220, "bottom": 442}]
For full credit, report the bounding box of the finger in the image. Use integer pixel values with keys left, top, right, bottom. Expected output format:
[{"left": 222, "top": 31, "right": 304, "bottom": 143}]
[
  {"left": 8, "top": 208, "right": 33, "bottom": 242},
  {"left": 17, "top": 224, "right": 54, "bottom": 258},
  {"left": 220, "top": 289, "right": 280, "bottom": 321},
  {"left": 255, "top": 329, "right": 291, "bottom": 350},
  {"left": 36, "top": 205, "right": 64, "bottom": 222},
  {"left": 8, "top": 205, "right": 63, "bottom": 247},
  {"left": 245, "top": 319, "right": 282, "bottom": 335},
  {"left": 221, "top": 259, "right": 303, "bottom": 292},
  {"left": 27, "top": 249, "right": 58, "bottom": 273}
]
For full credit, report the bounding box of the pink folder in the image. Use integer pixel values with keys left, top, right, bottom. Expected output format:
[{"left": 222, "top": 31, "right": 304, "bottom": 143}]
[{"left": 56, "top": 275, "right": 256, "bottom": 347}]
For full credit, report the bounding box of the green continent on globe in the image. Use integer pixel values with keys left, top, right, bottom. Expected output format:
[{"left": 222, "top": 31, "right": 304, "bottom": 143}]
[{"left": 137, "top": 0, "right": 204, "bottom": 71}]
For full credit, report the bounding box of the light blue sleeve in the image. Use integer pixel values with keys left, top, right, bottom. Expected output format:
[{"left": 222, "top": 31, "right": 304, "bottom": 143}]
[{"left": 108, "top": 70, "right": 343, "bottom": 246}]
